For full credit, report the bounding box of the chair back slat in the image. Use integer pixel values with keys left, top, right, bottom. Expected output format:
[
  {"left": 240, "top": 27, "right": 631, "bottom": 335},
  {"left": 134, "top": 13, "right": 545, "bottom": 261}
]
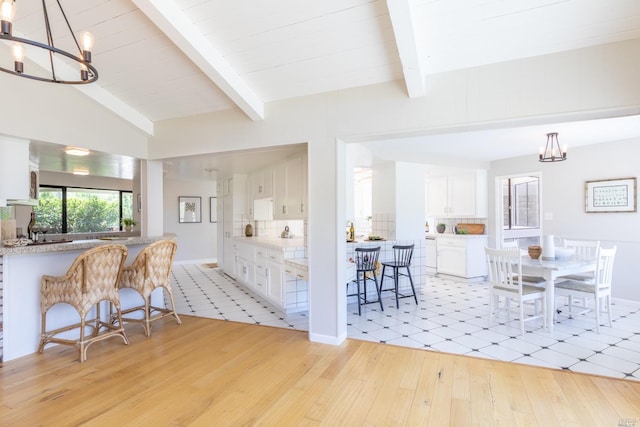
[
  {"left": 355, "top": 247, "right": 380, "bottom": 272},
  {"left": 392, "top": 244, "right": 414, "bottom": 266},
  {"left": 564, "top": 239, "right": 600, "bottom": 261}
]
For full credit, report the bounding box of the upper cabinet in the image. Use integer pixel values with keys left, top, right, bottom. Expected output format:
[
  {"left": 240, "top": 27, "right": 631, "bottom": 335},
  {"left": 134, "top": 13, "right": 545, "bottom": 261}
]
[
  {"left": 251, "top": 168, "right": 273, "bottom": 199},
  {"left": 273, "top": 155, "right": 307, "bottom": 219},
  {"left": 426, "top": 170, "right": 487, "bottom": 218}
]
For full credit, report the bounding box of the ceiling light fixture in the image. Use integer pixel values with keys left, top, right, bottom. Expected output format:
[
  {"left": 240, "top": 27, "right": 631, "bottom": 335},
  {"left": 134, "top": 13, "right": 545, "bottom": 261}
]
[
  {"left": 72, "top": 168, "right": 89, "bottom": 176},
  {"left": 65, "top": 146, "right": 90, "bottom": 156},
  {"left": 0, "top": 0, "right": 98, "bottom": 84},
  {"left": 539, "top": 132, "right": 567, "bottom": 162}
]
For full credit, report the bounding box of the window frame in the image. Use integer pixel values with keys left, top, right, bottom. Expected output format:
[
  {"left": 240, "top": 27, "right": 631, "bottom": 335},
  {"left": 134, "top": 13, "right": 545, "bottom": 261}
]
[{"left": 36, "top": 185, "right": 133, "bottom": 234}]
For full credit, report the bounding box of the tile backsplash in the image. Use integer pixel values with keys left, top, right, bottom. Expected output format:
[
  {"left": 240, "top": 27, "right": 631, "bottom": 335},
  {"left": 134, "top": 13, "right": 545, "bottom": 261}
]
[
  {"left": 428, "top": 217, "right": 487, "bottom": 235},
  {"left": 235, "top": 215, "right": 306, "bottom": 239}
]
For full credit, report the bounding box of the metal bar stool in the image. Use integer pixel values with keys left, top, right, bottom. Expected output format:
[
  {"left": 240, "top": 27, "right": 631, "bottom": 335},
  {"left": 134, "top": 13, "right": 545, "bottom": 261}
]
[
  {"left": 347, "top": 246, "right": 383, "bottom": 315},
  {"left": 380, "top": 244, "right": 418, "bottom": 308}
]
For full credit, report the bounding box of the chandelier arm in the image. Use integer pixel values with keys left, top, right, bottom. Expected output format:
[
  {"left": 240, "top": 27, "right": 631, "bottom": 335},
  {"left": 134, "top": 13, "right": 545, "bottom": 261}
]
[
  {"left": 56, "top": 0, "right": 82, "bottom": 54},
  {"left": 41, "top": 0, "right": 58, "bottom": 81},
  {"left": 0, "top": 34, "right": 98, "bottom": 84}
]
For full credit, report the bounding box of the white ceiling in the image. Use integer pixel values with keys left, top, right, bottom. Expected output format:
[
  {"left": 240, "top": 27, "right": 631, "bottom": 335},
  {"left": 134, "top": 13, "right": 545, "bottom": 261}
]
[{"left": 8, "top": 0, "right": 640, "bottom": 178}]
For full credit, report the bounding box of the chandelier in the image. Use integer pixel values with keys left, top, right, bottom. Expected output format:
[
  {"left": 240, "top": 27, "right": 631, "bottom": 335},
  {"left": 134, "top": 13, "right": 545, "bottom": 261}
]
[
  {"left": 539, "top": 132, "right": 567, "bottom": 162},
  {"left": 0, "top": 0, "right": 97, "bottom": 84}
]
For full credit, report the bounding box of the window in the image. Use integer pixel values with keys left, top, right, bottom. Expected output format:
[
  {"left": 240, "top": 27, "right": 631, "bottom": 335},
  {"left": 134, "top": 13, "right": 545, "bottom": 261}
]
[
  {"left": 503, "top": 176, "right": 539, "bottom": 230},
  {"left": 35, "top": 186, "right": 133, "bottom": 233}
]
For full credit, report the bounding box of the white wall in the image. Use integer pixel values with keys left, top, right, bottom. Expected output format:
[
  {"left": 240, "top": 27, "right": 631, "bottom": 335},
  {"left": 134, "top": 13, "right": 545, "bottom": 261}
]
[
  {"left": 489, "top": 140, "right": 640, "bottom": 301},
  {"left": 163, "top": 177, "right": 218, "bottom": 263}
]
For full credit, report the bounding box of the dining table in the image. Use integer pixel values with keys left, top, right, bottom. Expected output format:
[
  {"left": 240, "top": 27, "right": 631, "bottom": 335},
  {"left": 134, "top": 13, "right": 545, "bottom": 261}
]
[{"left": 520, "top": 256, "right": 596, "bottom": 332}]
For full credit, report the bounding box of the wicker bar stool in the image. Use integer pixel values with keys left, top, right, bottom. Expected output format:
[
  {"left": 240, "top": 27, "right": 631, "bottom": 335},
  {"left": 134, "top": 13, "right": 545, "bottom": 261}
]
[
  {"left": 38, "top": 244, "right": 129, "bottom": 362},
  {"left": 117, "top": 239, "right": 181, "bottom": 336}
]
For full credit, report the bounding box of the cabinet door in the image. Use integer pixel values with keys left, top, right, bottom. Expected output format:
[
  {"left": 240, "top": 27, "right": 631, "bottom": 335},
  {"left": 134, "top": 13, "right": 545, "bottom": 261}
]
[
  {"left": 437, "top": 243, "right": 466, "bottom": 276},
  {"left": 285, "top": 156, "right": 303, "bottom": 218},
  {"left": 246, "top": 175, "right": 255, "bottom": 219},
  {"left": 425, "top": 176, "right": 448, "bottom": 216},
  {"left": 448, "top": 172, "right": 476, "bottom": 217},
  {"left": 273, "top": 162, "right": 287, "bottom": 219},
  {"left": 261, "top": 168, "right": 273, "bottom": 198},
  {"left": 222, "top": 195, "right": 235, "bottom": 276},
  {"left": 267, "top": 262, "right": 283, "bottom": 305}
]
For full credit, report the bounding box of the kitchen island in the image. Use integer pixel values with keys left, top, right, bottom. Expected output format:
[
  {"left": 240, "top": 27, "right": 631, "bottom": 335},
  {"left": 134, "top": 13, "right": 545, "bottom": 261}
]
[
  {"left": 0, "top": 235, "right": 175, "bottom": 361},
  {"left": 228, "top": 236, "right": 308, "bottom": 313}
]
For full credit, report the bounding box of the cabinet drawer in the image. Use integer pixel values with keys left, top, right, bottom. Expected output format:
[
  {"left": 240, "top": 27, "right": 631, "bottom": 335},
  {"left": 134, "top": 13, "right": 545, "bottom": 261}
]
[
  {"left": 438, "top": 237, "right": 465, "bottom": 247},
  {"left": 267, "top": 250, "right": 283, "bottom": 263}
]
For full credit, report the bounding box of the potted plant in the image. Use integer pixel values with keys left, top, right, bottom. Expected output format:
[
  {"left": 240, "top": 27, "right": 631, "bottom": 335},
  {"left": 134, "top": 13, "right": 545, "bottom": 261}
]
[
  {"left": 436, "top": 223, "right": 446, "bottom": 233},
  {"left": 121, "top": 218, "right": 136, "bottom": 232}
]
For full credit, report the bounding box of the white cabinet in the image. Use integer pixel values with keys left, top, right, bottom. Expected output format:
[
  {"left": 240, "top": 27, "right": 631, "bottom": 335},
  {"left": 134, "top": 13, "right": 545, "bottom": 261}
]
[
  {"left": 221, "top": 174, "right": 247, "bottom": 275},
  {"left": 436, "top": 236, "right": 488, "bottom": 279},
  {"left": 226, "top": 239, "right": 308, "bottom": 313},
  {"left": 251, "top": 168, "right": 273, "bottom": 199},
  {"left": 426, "top": 170, "right": 487, "bottom": 217},
  {"left": 267, "top": 260, "right": 283, "bottom": 304},
  {"left": 273, "top": 155, "right": 306, "bottom": 219}
]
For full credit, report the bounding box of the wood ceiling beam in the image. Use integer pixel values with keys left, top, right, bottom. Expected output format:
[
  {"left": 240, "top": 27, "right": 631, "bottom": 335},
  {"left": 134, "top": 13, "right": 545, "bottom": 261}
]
[
  {"left": 132, "top": 0, "right": 265, "bottom": 121},
  {"left": 386, "top": 0, "right": 426, "bottom": 98}
]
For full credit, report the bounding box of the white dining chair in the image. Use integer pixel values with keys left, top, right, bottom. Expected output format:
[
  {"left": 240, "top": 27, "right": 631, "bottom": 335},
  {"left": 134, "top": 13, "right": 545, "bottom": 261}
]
[
  {"left": 555, "top": 246, "right": 616, "bottom": 333},
  {"left": 560, "top": 239, "right": 600, "bottom": 282},
  {"left": 485, "top": 247, "right": 546, "bottom": 335},
  {"left": 500, "top": 242, "right": 546, "bottom": 287}
]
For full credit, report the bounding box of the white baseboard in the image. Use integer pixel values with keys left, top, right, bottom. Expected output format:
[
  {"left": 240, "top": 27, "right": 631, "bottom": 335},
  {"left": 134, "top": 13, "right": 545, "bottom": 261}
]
[{"left": 309, "top": 330, "right": 347, "bottom": 346}]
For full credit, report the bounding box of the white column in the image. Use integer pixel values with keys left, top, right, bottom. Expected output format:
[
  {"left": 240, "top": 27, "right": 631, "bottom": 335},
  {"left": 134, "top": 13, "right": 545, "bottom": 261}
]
[
  {"left": 308, "top": 137, "right": 346, "bottom": 345},
  {"left": 139, "top": 160, "right": 164, "bottom": 237}
]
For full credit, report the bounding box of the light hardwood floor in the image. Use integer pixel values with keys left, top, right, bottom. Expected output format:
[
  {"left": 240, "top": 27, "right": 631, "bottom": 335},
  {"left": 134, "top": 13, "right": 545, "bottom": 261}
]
[{"left": 1, "top": 316, "right": 639, "bottom": 426}]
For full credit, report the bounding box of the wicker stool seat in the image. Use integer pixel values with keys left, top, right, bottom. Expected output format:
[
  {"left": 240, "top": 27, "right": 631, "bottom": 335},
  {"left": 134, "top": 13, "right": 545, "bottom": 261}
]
[
  {"left": 117, "top": 239, "right": 181, "bottom": 336},
  {"left": 38, "top": 244, "right": 129, "bottom": 362}
]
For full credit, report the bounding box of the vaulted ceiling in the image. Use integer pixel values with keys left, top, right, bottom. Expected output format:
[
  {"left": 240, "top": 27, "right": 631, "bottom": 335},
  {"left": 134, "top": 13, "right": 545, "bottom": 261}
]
[{"left": 7, "top": 0, "right": 640, "bottom": 177}]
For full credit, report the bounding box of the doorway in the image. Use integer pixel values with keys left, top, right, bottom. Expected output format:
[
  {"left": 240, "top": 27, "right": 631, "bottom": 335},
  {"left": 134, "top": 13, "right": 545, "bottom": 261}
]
[{"left": 497, "top": 172, "right": 542, "bottom": 247}]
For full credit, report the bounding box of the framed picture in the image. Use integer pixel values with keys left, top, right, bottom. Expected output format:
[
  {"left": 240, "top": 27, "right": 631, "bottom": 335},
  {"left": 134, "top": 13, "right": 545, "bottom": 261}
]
[
  {"left": 179, "top": 196, "right": 201, "bottom": 223},
  {"left": 585, "top": 177, "right": 637, "bottom": 213},
  {"left": 210, "top": 197, "right": 217, "bottom": 222}
]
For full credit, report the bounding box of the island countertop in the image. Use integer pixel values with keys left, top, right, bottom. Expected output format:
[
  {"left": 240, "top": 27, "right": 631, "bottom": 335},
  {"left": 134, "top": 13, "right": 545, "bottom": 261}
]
[{"left": 0, "top": 234, "right": 175, "bottom": 256}]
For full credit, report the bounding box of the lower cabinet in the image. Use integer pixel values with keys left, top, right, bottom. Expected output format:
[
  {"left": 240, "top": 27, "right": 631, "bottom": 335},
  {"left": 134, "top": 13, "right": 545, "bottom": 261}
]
[
  {"left": 230, "top": 240, "right": 308, "bottom": 313},
  {"left": 436, "top": 236, "right": 488, "bottom": 279}
]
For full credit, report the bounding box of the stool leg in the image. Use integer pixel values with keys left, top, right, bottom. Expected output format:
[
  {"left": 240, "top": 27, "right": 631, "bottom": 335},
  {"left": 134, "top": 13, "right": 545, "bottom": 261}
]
[
  {"left": 406, "top": 266, "right": 418, "bottom": 304},
  {"left": 394, "top": 267, "right": 400, "bottom": 309},
  {"left": 380, "top": 265, "right": 387, "bottom": 292},
  {"left": 356, "top": 273, "right": 362, "bottom": 316},
  {"left": 374, "top": 272, "right": 383, "bottom": 311}
]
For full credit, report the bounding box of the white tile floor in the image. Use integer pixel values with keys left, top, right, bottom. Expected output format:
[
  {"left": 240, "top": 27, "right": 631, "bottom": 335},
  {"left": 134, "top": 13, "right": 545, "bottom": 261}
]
[{"left": 170, "top": 264, "right": 640, "bottom": 381}]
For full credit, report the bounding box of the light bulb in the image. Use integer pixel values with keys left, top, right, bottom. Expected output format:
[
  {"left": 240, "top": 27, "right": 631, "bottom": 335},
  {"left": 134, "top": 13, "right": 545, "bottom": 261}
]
[
  {"left": 79, "top": 31, "right": 94, "bottom": 63},
  {"left": 12, "top": 42, "right": 23, "bottom": 73},
  {"left": 12, "top": 43, "right": 23, "bottom": 62},
  {"left": 80, "top": 31, "right": 94, "bottom": 51},
  {"left": 0, "top": 0, "right": 15, "bottom": 35},
  {"left": 1, "top": 0, "right": 15, "bottom": 22}
]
